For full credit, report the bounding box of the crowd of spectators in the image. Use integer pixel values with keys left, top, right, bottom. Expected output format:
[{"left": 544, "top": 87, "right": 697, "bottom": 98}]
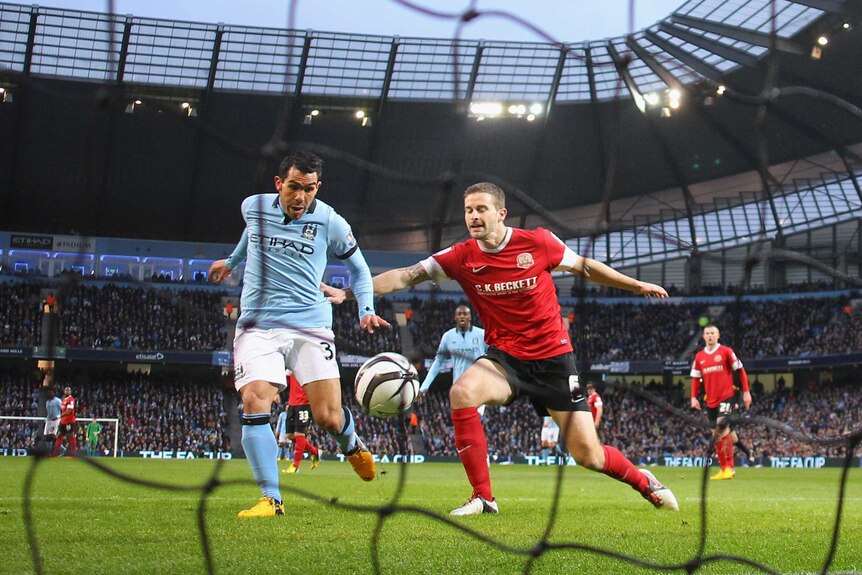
[
  {"left": 0, "top": 367, "right": 230, "bottom": 456},
  {"left": 57, "top": 283, "right": 228, "bottom": 351},
  {"left": 291, "top": 376, "right": 859, "bottom": 462},
  {"left": 1, "top": 362, "right": 858, "bottom": 462},
  {"left": 0, "top": 277, "right": 859, "bottom": 362},
  {"left": 331, "top": 299, "right": 401, "bottom": 356}
]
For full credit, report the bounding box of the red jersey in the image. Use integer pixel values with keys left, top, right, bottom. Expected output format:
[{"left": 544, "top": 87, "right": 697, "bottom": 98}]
[
  {"left": 60, "top": 395, "right": 76, "bottom": 424},
  {"left": 690, "top": 344, "right": 745, "bottom": 408},
  {"left": 588, "top": 392, "right": 603, "bottom": 421},
  {"left": 427, "top": 227, "right": 573, "bottom": 360},
  {"left": 287, "top": 374, "right": 309, "bottom": 406}
]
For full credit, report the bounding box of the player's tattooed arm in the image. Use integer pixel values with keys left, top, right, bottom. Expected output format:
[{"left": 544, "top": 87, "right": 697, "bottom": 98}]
[
  {"left": 373, "top": 262, "right": 431, "bottom": 294},
  {"left": 321, "top": 262, "right": 431, "bottom": 303}
]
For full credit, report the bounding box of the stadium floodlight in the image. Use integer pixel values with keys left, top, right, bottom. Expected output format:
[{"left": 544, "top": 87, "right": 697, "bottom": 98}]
[
  {"left": 669, "top": 99, "right": 680, "bottom": 109},
  {"left": 668, "top": 89, "right": 681, "bottom": 101},
  {"left": 355, "top": 110, "right": 366, "bottom": 119},
  {"left": 310, "top": 109, "right": 320, "bottom": 116},
  {"left": 644, "top": 92, "right": 660, "bottom": 107},
  {"left": 716, "top": 85, "right": 726, "bottom": 95},
  {"left": 817, "top": 36, "right": 828, "bottom": 46},
  {"left": 526, "top": 114, "right": 536, "bottom": 122},
  {"left": 529, "top": 103, "right": 542, "bottom": 115},
  {"left": 507, "top": 104, "right": 526, "bottom": 116},
  {"left": 469, "top": 102, "right": 503, "bottom": 117}
]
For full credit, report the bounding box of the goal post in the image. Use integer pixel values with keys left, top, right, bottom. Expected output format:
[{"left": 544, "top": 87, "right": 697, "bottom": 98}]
[{"left": 0, "top": 416, "right": 121, "bottom": 457}]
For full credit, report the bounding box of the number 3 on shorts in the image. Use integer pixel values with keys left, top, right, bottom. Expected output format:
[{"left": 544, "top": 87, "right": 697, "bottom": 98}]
[{"left": 320, "top": 341, "right": 334, "bottom": 361}]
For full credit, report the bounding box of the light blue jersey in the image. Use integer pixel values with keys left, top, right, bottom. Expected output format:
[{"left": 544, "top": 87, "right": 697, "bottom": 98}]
[
  {"left": 275, "top": 411, "right": 287, "bottom": 435},
  {"left": 543, "top": 416, "right": 559, "bottom": 430},
  {"left": 420, "top": 326, "right": 487, "bottom": 393},
  {"left": 46, "top": 396, "right": 61, "bottom": 420},
  {"left": 226, "top": 195, "right": 375, "bottom": 330}
]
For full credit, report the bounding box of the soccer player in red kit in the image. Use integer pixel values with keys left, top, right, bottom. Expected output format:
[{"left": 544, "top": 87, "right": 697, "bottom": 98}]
[
  {"left": 324, "top": 182, "right": 678, "bottom": 515},
  {"left": 586, "top": 383, "right": 603, "bottom": 430},
  {"left": 690, "top": 324, "right": 752, "bottom": 480},
  {"left": 53, "top": 386, "right": 78, "bottom": 457},
  {"left": 283, "top": 373, "right": 320, "bottom": 474}
]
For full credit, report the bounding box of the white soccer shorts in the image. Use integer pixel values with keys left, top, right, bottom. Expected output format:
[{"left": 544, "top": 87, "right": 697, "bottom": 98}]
[
  {"left": 541, "top": 427, "right": 560, "bottom": 444},
  {"left": 233, "top": 327, "right": 340, "bottom": 391},
  {"left": 44, "top": 418, "right": 60, "bottom": 436}
]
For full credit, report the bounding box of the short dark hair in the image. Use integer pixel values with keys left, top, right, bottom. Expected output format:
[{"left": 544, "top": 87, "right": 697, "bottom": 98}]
[
  {"left": 279, "top": 150, "right": 324, "bottom": 179},
  {"left": 464, "top": 182, "right": 505, "bottom": 209}
]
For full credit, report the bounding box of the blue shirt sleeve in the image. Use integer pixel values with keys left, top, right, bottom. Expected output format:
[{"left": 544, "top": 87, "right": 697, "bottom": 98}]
[
  {"left": 225, "top": 232, "right": 248, "bottom": 270},
  {"left": 328, "top": 211, "right": 375, "bottom": 319},
  {"left": 420, "top": 335, "right": 450, "bottom": 393}
]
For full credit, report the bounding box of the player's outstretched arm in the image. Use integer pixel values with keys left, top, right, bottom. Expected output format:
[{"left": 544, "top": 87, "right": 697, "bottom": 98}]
[
  {"left": 373, "top": 263, "right": 432, "bottom": 295},
  {"left": 323, "top": 262, "right": 432, "bottom": 302},
  {"left": 572, "top": 257, "right": 668, "bottom": 298}
]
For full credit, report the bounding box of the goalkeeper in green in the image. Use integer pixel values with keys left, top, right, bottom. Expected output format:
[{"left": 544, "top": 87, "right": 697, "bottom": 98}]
[{"left": 85, "top": 419, "right": 102, "bottom": 456}]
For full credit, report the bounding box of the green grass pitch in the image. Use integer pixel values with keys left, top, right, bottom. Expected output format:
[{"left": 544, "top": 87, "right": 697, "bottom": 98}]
[{"left": 1, "top": 457, "right": 860, "bottom": 574}]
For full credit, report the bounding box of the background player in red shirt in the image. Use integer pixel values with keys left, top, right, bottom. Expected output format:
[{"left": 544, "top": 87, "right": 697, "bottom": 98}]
[
  {"left": 53, "top": 386, "right": 78, "bottom": 457},
  {"left": 327, "top": 182, "right": 678, "bottom": 515},
  {"left": 690, "top": 324, "right": 752, "bottom": 480},
  {"left": 283, "top": 373, "right": 320, "bottom": 474},
  {"left": 586, "top": 383, "right": 603, "bottom": 431}
]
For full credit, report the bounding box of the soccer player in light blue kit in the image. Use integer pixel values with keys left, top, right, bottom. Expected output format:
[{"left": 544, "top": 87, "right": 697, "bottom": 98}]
[
  {"left": 209, "top": 151, "right": 389, "bottom": 518},
  {"left": 43, "top": 372, "right": 62, "bottom": 455},
  {"left": 419, "top": 305, "right": 488, "bottom": 415},
  {"left": 275, "top": 402, "right": 290, "bottom": 461}
]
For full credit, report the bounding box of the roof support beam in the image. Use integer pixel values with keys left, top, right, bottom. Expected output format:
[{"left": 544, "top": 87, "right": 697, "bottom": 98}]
[
  {"left": 658, "top": 21, "right": 761, "bottom": 68},
  {"left": 625, "top": 35, "right": 684, "bottom": 92},
  {"left": 670, "top": 13, "right": 807, "bottom": 55},
  {"left": 643, "top": 29, "right": 724, "bottom": 81}
]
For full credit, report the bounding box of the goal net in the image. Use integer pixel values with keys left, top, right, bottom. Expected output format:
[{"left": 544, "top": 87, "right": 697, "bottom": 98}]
[{"left": 0, "top": 416, "right": 121, "bottom": 458}]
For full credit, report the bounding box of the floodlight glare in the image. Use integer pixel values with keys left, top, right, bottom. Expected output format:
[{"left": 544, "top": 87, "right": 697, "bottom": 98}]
[
  {"left": 669, "top": 99, "right": 680, "bottom": 109},
  {"left": 644, "top": 92, "right": 660, "bottom": 106},
  {"left": 668, "top": 89, "right": 681, "bottom": 100},
  {"left": 716, "top": 85, "right": 726, "bottom": 95},
  {"left": 355, "top": 110, "right": 366, "bottom": 119},
  {"left": 0, "top": 88, "right": 5, "bottom": 94},
  {"left": 526, "top": 114, "right": 536, "bottom": 122},
  {"left": 310, "top": 109, "right": 320, "bottom": 116},
  {"left": 817, "top": 36, "right": 828, "bottom": 46},
  {"left": 529, "top": 103, "right": 542, "bottom": 115},
  {"left": 134, "top": 99, "right": 142, "bottom": 105},
  {"left": 508, "top": 104, "right": 526, "bottom": 115},
  {"left": 470, "top": 102, "right": 503, "bottom": 116}
]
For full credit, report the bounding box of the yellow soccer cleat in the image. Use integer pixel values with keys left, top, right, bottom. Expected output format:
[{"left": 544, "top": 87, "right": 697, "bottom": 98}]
[
  {"left": 282, "top": 463, "right": 298, "bottom": 474},
  {"left": 236, "top": 497, "right": 284, "bottom": 518},
  {"left": 710, "top": 468, "right": 733, "bottom": 481},
  {"left": 310, "top": 453, "right": 320, "bottom": 470}
]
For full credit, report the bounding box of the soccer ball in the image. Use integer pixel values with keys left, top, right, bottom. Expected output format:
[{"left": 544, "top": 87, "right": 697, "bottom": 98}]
[{"left": 354, "top": 352, "right": 420, "bottom": 418}]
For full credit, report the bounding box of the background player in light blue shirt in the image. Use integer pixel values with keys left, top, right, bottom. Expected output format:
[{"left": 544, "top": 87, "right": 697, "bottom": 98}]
[
  {"left": 209, "top": 151, "right": 389, "bottom": 518},
  {"left": 275, "top": 403, "right": 290, "bottom": 461},
  {"left": 419, "top": 305, "right": 488, "bottom": 415},
  {"left": 44, "top": 381, "right": 62, "bottom": 454}
]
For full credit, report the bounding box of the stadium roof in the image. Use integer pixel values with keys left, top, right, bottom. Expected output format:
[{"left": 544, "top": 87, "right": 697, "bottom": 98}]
[{"left": 0, "top": 0, "right": 860, "bottom": 262}]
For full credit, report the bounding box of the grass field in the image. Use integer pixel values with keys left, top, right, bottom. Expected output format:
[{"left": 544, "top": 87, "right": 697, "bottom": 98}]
[{"left": 2, "top": 457, "right": 860, "bottom": 575}]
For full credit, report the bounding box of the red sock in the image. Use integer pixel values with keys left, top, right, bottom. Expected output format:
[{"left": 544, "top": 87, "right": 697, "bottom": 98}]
[
  {"left": 452, "top": 407, "right": 492, "bottom": 500},
  {"left": 601, "top": 445, "right": 649, "bottom": 493},
  {"left": 293, "top": 436, "right": 306, "bottom": 469},
  {"left": 720, "top": 434, "right": 734, "bottom": 469},
  {"left": 69, "top": 436, "right": 77, "bottom": 456},
  {"left": 52, "top": 437, "right": 63, "bottom": 457},
  {"left": 715, "top": 435, "right": 727, "bottom": 469},
  {"left": 304, "top": 440, "right": 319, "bottom": 457}
]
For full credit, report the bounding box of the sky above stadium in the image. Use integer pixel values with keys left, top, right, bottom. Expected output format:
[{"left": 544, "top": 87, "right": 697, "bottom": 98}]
[{"left": 7, "top": 0, "right": 684, "bottom": 42}]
